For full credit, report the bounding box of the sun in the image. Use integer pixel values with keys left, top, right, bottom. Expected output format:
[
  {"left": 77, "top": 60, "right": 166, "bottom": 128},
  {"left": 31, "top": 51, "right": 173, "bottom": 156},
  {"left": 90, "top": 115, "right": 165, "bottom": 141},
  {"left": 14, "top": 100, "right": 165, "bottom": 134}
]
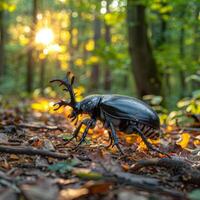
[{"left": 35, "top": 27, "right": 54, "bottom": 45}]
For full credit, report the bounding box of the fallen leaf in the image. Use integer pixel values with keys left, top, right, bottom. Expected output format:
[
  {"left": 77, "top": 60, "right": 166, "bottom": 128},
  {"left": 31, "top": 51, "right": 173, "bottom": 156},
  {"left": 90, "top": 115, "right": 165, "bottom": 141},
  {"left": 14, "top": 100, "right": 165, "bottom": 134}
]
[
  {"left": 21, "top": 178, "right": 59, "bottom": 200},
  {"left": 118, "top": 190, "right": 148, "bottom": 200},
  {"left": 9, "top": 154, "right": 20, "bottom": 160},
  {"left": 0, "top": 188, "right": 18, "bottom": 200},
  {"left": 177, "top": 133, "right": 190, "bottom": 148},
  {"left": 188, "top": 189, "right": 200, "bottom": 200},
  {"left": 74, "top": 168, "right": 103, "bottom": 180},
  {"left": 48, "top": 160, "right": 79, "bottom": 174},
  {"left": 0, "top": 133, "right": 8, "bottom": 143},
  {"left": 58, "top": 188, "right": 88, "bottom": 200},
  {"left": 84, "top": 180, "right": 112, "bottom": 194},
  {"left": 43, "top": 139, "right": 55, "bottom": 151}
]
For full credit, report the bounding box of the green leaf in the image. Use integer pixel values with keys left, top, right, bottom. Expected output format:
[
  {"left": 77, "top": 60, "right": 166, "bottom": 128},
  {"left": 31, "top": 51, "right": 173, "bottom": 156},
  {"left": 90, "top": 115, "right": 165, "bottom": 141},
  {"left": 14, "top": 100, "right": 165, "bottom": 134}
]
[
  {"left": 76, "top": 171, "right": 103, "bottom": 180},
  {"left": 48, "top": 159, "right": 79, "bottom": 174},
  {"left": 192, "top": 90, "right": 200, "bottom": 99},
  {"left": 188, "top": 189, "right": 200, "bottom": 200}
]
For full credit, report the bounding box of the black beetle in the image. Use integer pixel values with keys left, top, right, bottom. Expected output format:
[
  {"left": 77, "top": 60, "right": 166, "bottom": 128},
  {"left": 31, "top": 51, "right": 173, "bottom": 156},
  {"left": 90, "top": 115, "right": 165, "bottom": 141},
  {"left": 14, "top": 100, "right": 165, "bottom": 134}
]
[{"left": 50, "top": 72, "right": 168, "bottom": 156}]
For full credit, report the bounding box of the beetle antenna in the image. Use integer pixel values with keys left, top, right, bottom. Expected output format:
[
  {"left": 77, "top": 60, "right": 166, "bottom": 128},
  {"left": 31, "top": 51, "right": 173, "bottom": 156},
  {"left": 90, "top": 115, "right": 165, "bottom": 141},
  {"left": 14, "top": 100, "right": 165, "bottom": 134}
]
[{"left": 50, "top": 72, "right": 77, "bottom": 109}]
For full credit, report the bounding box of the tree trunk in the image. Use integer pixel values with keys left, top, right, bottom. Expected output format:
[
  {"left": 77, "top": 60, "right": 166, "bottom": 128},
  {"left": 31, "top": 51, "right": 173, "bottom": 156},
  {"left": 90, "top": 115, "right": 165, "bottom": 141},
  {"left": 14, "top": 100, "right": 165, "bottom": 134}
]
[
  {"left": 104, "top": 0, "right": 111, "bottom": 91},
  {"left": 90, "top": 11, "right": 101, "bottom": 91},
  {"left": 69, "top": 12, "right": 74, "bottom": 70},
  {"left": 179, "top": 16, "right": 186, "bottom": 97},
  {"left": 191, "top": 4, "right": 200, "bottom": 90},
  {"left": 26, "top": 0, "right": 38, "bottom": 93},
  {"left": 127, "top": 0, "right": 161, "bottom": 97},
  {"left": 0, "top": 10, "right": 5, "bottom": 78},
  {"left": 192, "top": 4, "right": 200, "bottom": 61},
  {"left": 39, "top": 58, "right": 46, "bottom": 95}
]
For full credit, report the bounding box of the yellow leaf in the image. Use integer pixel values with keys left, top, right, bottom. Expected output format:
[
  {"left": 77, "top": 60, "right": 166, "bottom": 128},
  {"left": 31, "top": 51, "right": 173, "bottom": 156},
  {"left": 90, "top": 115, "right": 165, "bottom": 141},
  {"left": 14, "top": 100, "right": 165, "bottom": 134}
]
[
  {"left": 85, "top": 40, "right": 94, "bottom": 51},
  {"left": 177, "top": 133, "right": 190, "bottom": 148},
  {"left": 87, "top": 56, "right": 99, "bottom": 64},
  {"left": 60, "top": 62, "right": 69, "bottom": 70},
  {"left": 75, "top": 58, "right": 84, "bottom": 67}
]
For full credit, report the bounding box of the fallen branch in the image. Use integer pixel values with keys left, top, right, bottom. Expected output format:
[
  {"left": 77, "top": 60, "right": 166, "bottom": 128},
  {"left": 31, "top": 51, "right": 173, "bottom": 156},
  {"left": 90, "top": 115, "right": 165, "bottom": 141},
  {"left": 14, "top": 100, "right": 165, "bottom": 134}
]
[
  {"left": 17, "top": 123, "right": 63, "bottom": 131},
  {"left": 130, "top": 158, "right": 191, "bottom": 171},
  {"left": 0, "top": 145, "right": 69, "bottom": 159},
  {"left": 113, "top": 172, "right": 185, "bottom": 199},
  {"left": 131, "top": 158, "right": 200, "bottom": 185}
]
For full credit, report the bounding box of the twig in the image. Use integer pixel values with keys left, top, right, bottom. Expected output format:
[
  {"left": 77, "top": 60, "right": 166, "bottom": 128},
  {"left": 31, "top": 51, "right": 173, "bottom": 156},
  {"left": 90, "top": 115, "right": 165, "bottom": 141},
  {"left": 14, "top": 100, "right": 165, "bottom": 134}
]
[
  {"left": 0, "top": 145, "right": 69, "bottom": 159},
  {"left": 0, "top": 171, "right": 20, "bottom": 193},
  {"left": 181, "top": 127, "right": 200, "bottom": 132},
  {"left": 131, "top": 158, "right": 200, "bottom": 185},
  {"left": 17, "top": 123, "right": 63, "bottom": 131},
  {"left": 186, "top": 113, "right": 200, "bottom": 122}
]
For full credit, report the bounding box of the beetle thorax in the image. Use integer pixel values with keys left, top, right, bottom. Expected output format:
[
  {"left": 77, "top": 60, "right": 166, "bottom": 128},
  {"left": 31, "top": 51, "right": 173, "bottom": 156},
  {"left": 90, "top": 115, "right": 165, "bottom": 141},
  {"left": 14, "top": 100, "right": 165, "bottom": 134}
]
[{"left": 79, "top": 96, "right": 101, "bottom": 114}]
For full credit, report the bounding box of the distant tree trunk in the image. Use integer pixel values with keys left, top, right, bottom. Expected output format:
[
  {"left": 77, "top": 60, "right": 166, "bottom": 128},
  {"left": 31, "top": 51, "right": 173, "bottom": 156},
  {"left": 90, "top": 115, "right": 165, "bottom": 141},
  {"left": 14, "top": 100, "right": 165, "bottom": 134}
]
[
  {"left": 104, "top": 0, "right": 111, "bottom": 91},
  {"left": 0, "top": 10, "right": 5, "bottom": 78},
  {"left": 192, "top": 4, "right": 200, "bottom": 60},
  {"left": 69, "top": 12, "right": 74, "bottom": 70},
  {"left": 26, "top": 0, "right": 38, "bottom": 93},
  {"left": 39, "top": 58, "right": 46, "bottom": 95},
  {"left": 160, "top": 17, "right": 167, "bottom": 45},
  {"left": 192, "top": 4, "right": 200, "bottom": 90},
  {"left": 127, "top": 1, "right": 161, "bottom": 97},
  {"left": 90, "top": 9, "right": 101, "bottom": 91},
  {"left": 179, "top": 13, "right": 186, "bottom": 96}
]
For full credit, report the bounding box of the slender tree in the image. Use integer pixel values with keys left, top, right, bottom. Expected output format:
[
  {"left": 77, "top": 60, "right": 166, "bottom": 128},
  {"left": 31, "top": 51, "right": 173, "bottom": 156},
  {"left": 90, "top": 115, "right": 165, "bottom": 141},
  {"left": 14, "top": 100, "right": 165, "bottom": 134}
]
[
  {"left": 179, "top": 7, "right": 186, "bottom": 97},
  {"left": 26, "top": 0, "right": 38, "bottom": 93},
  {"left": 104, "top": 0, "right": 112, "bottom": 91},
  {"left": 69, "top": 11, "right": 74, "bottom": 70},
  {"left": 90, "top": 3, "right": 101, "bottom": 91},
  {"left": 127, "top": 0, "right": 161, "bottom": 97},
  {"left": 0, "top": 10, "right": 5, "bottom": 78},
  {"left": 39, "top": 58, "right": 46, "bottom": 95}
]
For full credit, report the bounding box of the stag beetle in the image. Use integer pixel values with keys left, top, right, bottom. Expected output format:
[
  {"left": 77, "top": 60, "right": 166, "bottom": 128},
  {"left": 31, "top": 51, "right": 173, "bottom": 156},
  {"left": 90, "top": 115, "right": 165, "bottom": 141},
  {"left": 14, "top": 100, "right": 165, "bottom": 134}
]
[{"left": 50, "top": 72, "right": 168, "bottom": 156}]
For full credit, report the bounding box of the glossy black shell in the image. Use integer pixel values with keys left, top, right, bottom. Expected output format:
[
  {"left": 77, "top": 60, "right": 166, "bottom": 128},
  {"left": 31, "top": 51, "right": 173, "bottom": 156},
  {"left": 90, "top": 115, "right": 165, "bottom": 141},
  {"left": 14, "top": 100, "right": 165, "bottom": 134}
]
[{"left": 99, "top": 95, "right": 160, "bottom": 129}]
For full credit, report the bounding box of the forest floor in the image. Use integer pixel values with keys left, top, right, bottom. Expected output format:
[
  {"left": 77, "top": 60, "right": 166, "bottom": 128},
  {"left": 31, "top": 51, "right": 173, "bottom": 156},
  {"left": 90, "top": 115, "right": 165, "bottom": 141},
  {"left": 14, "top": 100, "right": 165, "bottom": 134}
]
[{"left": 0, "top": 98, "right": 200, "bottom": 200}]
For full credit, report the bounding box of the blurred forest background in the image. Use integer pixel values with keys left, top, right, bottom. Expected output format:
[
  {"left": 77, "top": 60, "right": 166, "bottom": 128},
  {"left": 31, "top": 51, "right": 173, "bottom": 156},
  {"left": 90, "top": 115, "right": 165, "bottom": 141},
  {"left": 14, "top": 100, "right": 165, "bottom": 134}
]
[{"left": 0, "top": 0, "right": 199, "bottom": 109}]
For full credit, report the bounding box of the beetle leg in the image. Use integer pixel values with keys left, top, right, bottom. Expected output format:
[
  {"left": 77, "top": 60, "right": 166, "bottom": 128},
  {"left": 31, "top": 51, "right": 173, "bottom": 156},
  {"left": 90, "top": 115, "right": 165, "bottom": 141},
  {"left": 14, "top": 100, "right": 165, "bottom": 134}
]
[
  {"left": 134, "top": 126, "right": 170, "bottom": 157},
  {"left": 74, "top": 119, "right": 96, "bottom": 149},
  {"left": 109, "top": 122, "right": 124, "bottom": 155},
  {"left": 105, "top": 131, "right": 113, "bottom": 148},
  {"left": 64, "top": 118, "right": 91, "bottom": 145}
]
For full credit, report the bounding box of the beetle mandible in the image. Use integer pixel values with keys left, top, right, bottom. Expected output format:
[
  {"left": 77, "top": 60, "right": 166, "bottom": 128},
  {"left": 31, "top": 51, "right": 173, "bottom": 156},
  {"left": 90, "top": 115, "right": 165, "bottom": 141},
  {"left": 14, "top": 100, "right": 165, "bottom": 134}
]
[{"left": 50, "top": 72, "right": 168, "bottom": 156}]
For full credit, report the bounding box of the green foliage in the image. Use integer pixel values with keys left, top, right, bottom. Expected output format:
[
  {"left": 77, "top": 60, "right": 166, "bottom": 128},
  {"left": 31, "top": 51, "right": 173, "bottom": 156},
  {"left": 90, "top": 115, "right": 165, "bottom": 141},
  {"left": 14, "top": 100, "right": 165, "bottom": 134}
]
[
  {"left": 177, "top": 90, "right": 200, "bottom": 114},
  {"left": 0, "top": 0, "right": 199, "bottom": 109}
]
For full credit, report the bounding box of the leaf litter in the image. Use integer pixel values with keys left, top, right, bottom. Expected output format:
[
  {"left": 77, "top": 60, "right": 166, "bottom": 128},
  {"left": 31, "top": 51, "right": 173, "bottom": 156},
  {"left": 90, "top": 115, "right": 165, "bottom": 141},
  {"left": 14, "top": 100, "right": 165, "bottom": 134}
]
[{"left": 0, "top": 98, "right": 200, "bottom": 200}]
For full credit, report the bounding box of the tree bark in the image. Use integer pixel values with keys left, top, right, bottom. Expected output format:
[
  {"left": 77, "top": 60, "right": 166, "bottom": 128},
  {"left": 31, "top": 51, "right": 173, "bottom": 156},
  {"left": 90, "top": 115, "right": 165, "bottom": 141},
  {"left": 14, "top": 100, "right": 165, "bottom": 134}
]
[
  {"left": 69, "top": 12, "right": 74, "bottom": 70},
  {"left": 39, "top": 58, "right": 46, "bottom": 95},
  {"left": 90, "top": 9, "right": 101, "bottom": 91},
  {"left": 104, "top": 0, "right": 111, "bottom": 91},
  {"left": 179, "top": 13, "right": 186, "bottom": 97},
  {"left": 127, "top": 0, "right": 161, "bottom": 97},
  {"left": 26, "top": 0, "right": 38, "bottom": 93},
  {"left": 0, "top": 10, "right": 5, "bottom": 78},
  {"left": 192, "top": 4, "right": 200, "bottom": 61},
  {"left": 191, "top": 4, "right": 200, "bottom": 90}
]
